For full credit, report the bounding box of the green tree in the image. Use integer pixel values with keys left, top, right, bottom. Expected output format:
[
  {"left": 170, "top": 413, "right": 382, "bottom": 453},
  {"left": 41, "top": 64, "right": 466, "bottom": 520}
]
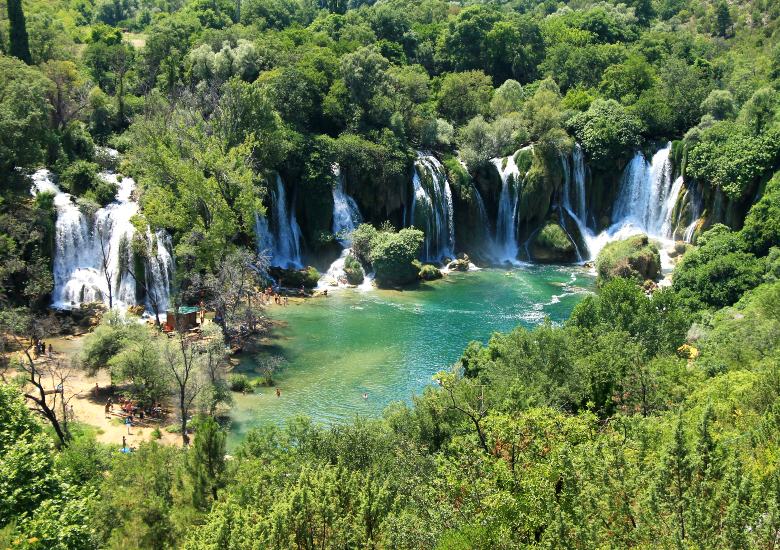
[
  {"left": 436, "top": 70, "right": 493, "bottom": 126},
  {"left": 568, "top": 99, "right": 643, "bottom": 167},
  {"left": 6, "top": 0, "right": 32, "bottom": 64},
  {"left": 0, "top": 55, "right": 52, "bottom": 180},
  {"left": 714, "top": 1, "right": 732, "bottom": 38}
]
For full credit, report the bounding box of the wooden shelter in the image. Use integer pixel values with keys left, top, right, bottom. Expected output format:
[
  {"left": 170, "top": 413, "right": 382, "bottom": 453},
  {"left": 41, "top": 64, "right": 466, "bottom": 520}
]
[{"left": 164, "top": 306, "right": 201, "bottom": 332}]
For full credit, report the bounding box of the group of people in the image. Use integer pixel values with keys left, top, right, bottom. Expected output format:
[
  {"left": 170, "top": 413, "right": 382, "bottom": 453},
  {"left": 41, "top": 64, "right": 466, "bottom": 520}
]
[
  {"left": 263, "top": 286, "right": 289, "bottom": 306},
  {"left": 32, "top": 340, "right": 52, "bottom": 358}
]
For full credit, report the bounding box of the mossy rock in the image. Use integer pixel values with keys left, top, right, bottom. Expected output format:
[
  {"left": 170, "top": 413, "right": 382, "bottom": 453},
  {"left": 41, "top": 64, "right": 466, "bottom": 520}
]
[
  {"left": 269, "top": 266, "right": 321, "bottom": 289},
  {"left": 596, "top": 234, "right": 661, "bottom": 285},
  {"left": 531, "top": 222, "right": 577, "bottom": 263},
  {"left": 419, "top": 264, "right": 443, "bottom": 280}
]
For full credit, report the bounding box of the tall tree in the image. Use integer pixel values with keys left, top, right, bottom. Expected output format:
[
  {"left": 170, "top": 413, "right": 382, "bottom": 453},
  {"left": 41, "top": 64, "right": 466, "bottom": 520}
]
[{"left": 7, "top": 0, "right": 32, "bottom": 64}]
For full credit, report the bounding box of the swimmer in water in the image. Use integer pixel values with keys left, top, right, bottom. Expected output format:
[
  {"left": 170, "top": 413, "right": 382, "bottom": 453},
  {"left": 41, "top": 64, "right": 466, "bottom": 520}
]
[{"left": 362, "top": 392, "right": 368, "bottom": 399}]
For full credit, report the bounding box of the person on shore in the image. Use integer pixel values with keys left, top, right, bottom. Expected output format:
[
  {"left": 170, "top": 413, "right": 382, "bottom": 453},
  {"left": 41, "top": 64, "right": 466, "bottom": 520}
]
[
  {"left": 47, "top": 343, "right": 52, "bottom": 357},
  {"left": 94, "top": 382, "right": 99, "bottom": 398},
  {"left": 105, "top": 398, "right": 112, "bottom": 418},
  {"left": 126, "top": 415, "right": 132, "bottom": 435},
  {"left": 284, "top": 296, "right": 289, "bottom": 306}
]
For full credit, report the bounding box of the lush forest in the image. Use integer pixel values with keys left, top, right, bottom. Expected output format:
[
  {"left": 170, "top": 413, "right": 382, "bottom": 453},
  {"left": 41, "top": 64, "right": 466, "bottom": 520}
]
[{"left": 2, "top": 0, "right": 780, "bottom": 546}]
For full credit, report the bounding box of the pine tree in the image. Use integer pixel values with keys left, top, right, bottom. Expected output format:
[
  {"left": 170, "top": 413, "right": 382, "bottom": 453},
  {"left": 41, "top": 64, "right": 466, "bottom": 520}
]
[
  {"left": 715, "top": 1, "right": 733, "bottom": 38},
  {"left": 6, "top": 0, "right": 32, "bottom": 64}
]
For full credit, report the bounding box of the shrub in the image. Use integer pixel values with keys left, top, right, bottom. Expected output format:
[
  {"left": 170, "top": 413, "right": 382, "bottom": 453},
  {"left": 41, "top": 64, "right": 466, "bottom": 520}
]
[
  {"left": 228, "top": 373, "right": 252, "bottom": 393},
  {"left": 568, "top": 99, "right": 643, "bottom": 167},
  {"left": 673, "top": 225, "right": 765, "bottom": 310},
  {"left": 596, "top": 234, "right": 660, "bottom": 285},
  {"left": 86, "top": 177, "right": 119, "bottom": 206},
  {"left": 343, "top": 254, "right": 364, "bottom": 285},
  {"left": 150, "top": 428, "right": 162, "bottom": 440},
  {"left": 532, "top": 222, "right": 576, "bottom": 263},
  {"left": 60, "top": 160, "right": 99, "bottom": 196},
  {"left": 741, "top": 171, "right": 780, "bottom": 256},
  {"left": 350, "top": 224, "right": 377, "bottom": 265},
  {"left": 270, "top": 266, "right": 321, "bottom": 289},
  {"left": 370, "top": 227, "right": 424, "bottom": 287}
]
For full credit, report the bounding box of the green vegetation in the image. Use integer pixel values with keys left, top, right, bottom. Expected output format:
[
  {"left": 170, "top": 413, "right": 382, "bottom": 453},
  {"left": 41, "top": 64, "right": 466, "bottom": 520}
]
[
  {"left": 351, "top": 223, "right": 423, "bottom": 286},
  {"left": 1, "top": 0, "right": 780, "bottom": 546},
  {"left": 418, "top": 263, "right": 443, "bottom": 280},
  {"left": 596, "top": 233, "right": 661, "bottom": 284},
  {"left": 343, "top": 253, "right": 364, "bottom": 285},
  {"left": 531, "top": 221, "right": 576, "bottom": 262}
]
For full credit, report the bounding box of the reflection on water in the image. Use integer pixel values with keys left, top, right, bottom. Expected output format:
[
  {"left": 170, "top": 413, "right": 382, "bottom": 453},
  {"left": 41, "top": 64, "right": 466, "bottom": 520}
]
[{"left": 228, "top": 266, "right": 595, "bottom": 446}]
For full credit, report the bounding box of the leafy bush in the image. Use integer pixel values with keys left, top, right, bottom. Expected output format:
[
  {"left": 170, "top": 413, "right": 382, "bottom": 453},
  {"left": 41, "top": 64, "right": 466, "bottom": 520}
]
[
  {"left": 568, "top": 99, "right": 643, "bottom": 167},
  {"left": 270, "top": 266, "right": 321, "bottom": 289},
  {"left": 531, "top": 222, "right": 576, "bottom": 263},
  {"left": 596, "top": 234, "right": 660, "bottom": 285},
  {"left": 86, "top": 177, "right": 119, "bottom": 206},
  {"left": 370, "top": 228, "right": 424, "bottom": 287},
  {"left": 343, "top": 254, "right": 364, "bottom": 285},
  {"left": 686, "top": 122, "right": 780, "bottom": 200},
  {"left": 228, "top": 373, "right": 252, "bottom": 393},
  {"left": 673, "top": 225, "right": 765, "bottom": 310},
  {"left": 60, "top": 160, "right": 100, "bottom": 196},
  {"left": 350, "top": 224, "right": 377, "bottom": 265},
  {"left": 741, "top": 171, "right": 780, "bottom": 256}
]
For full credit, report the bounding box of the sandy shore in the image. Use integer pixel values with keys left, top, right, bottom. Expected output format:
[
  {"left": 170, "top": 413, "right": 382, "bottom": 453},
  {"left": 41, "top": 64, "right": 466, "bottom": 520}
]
[{"left": 23, "top": 337, "right": 181, "bottom": 448}]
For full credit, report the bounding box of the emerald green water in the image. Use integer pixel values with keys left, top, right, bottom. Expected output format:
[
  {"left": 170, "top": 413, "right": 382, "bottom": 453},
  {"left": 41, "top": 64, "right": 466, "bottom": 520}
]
[{"left": 228, "top": 266, "right": 594, "bottom": 444}]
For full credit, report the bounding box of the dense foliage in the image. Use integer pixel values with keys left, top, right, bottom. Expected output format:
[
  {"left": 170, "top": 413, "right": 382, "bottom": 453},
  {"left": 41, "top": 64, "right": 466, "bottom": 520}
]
[{"left": 2, "top": 0, "right": 780, "bottom": 546}]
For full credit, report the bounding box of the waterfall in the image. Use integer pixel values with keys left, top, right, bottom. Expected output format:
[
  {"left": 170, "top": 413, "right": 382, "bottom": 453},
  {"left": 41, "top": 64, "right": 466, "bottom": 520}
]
[
  {"left": 562, "top": 142, "right": 686, "bottom": 263},
  {"left": 331, "top": 165, "right": 362, "bottom": 243},
  {"left": 255, "top": 174, "right": 303, "bottom": 269},
  {"left": 612, "top": 143, "right": 677, "bottom": 236},
  {"left": 30, "top": 169, "right": 172, "bottom": 312},
  {"left": 410, "top": 153, "right": 455, "bottom": 262},
  {"left": 682, "top": 186, "right": 704, "bottom": 243},
  {"left": 317, "top": 166, "right": 364, "bottom": 289},
  {"left": 491, "top": 152, "right": 522, "bottom": 263}
]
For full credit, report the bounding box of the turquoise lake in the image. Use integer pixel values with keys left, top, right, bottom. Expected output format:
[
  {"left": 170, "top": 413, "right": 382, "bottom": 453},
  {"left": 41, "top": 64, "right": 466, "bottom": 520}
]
[{"left": 228, "top": 265, "right": 595, "bottom": 445}]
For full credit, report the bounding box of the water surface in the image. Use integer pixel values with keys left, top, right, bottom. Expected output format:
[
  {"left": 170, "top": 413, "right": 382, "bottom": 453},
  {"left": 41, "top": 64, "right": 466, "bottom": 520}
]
[{"left": 229, "top": 266, "right": 594, "bottom": 445}]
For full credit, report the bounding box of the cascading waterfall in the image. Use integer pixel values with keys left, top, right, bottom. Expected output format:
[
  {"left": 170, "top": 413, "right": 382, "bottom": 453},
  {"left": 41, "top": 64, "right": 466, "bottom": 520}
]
[
  {"left": 562, "top": 142, "right": 687, "bottom": 263},
  {"left": 611, "top": 143, "right": 677, "bottom": 236},
  {"left": 571, "top": 144, "right": 587, "bottom": 222},
  {"left": 683, "top": 188, "right": 704, "bottom": 243},
  {"left": 30, "top": 169, "right": 172, "bottom": 312},
  {"left": 491, "top": 152, "right": 523, "bottom": 263},
  {"left": 318, "top": 166, "right": 365, "bottom": 289},
  {"left": 410, "top": 153, "right": 455, "bottom": 262},
  {"left": 255, "top": 174, "right": 303, "bottom": 269},
  {"left": 331, "top": 165, "right": 362, "bottom": 243}
]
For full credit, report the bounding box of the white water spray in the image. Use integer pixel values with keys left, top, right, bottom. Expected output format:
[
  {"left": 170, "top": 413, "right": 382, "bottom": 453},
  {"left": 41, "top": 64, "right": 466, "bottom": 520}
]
[
  {"left": 31, "top": 169, "right": 172, "bottom": 312},
  {"left": 410, "top": 153, "right": 455, "bottom": 262}
]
